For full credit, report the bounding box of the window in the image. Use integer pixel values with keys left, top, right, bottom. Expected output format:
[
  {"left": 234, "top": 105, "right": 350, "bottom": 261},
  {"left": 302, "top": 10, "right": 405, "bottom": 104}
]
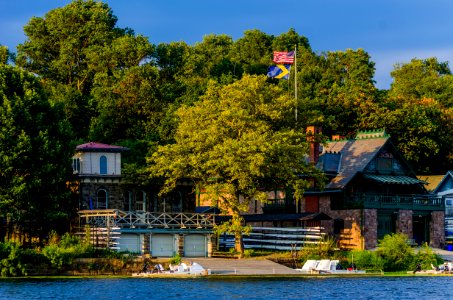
[
  {"left": 72, "top": 158, "right": 80, "bottom": 173},
  {"left": 124, "top": 191, "right": 132, "bottom": 211},
  {"left": 100, "top": 155, "right": 107, "bottom": 174},
  {"left": 135, "top": 191, "right": 146, "bottom": 211},
  {"left": 97, "top": 189, "right": 108, "bottom": 209},
  {"left": 376, "top": 151, "right": 393, "bottom": 174}
]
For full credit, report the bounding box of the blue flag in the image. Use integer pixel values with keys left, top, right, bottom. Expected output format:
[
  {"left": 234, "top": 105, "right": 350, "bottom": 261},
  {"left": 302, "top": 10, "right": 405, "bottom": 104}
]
[{"left": 267, "top": 64, "right": 291, "bottom": 79}]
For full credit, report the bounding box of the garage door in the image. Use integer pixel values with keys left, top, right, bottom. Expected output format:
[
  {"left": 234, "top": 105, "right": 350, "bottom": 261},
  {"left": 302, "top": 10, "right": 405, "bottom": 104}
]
[
  {"left": 151, "top": 234, "right": 175, "bottom": 257},
  {"left": 184, "top": 234, "right": 206, "bottom": 257},
  {"left": 118, "top": 234, "right": 143, "bottom": 254}
]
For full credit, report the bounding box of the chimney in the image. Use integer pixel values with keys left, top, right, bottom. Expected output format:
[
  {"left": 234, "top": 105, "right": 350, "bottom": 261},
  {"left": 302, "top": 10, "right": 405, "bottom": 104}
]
[
  {"left": 306, "top": 126, "right": 322, "bottom": 164},
  {"left": 331, "top": 134, "right": 345, "bottom": 141}
]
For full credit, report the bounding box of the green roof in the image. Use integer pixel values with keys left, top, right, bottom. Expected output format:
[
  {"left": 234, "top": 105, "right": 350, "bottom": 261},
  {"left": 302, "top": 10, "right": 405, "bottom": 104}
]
[{"left": 364, "top": 174, "right": 426, "bottom": 185}]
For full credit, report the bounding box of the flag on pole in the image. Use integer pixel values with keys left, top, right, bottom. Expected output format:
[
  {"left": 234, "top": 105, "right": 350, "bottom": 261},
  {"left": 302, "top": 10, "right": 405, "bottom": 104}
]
[
  {"left": 267, "top": 64, "right": 291, "bottom": 79},
  {"left": 273, "top": 51, "right": 295, "bottom": 64}
]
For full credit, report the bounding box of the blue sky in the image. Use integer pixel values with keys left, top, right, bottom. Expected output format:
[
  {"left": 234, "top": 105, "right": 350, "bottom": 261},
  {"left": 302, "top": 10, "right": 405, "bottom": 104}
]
[{"left": 1, "top": 0, "right": 453, "bottom": 89}]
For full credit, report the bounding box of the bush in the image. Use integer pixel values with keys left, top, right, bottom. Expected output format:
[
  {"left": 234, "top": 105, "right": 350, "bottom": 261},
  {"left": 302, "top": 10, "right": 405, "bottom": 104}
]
[
  {"left": 348, "top": 250, "right": 384, "bottom": 271},
  {"left": 412, "top": 242, "right": 443, "bottom": 270},
  {"left": 298, "top": 235, "right": 339, "bottom": 261},
  {"left": 376, "top": 233, "right": 414, "bottom": 271},
  {"left": 0, "top": 241, "right": 43, "bottom": 277},
  {"left": 42, "top": 233, "right": 94, "bottom": 269},
  {"left": 243, "top": 249, "right": 255, "bottom": 258},
  {"left": 169, "top": 253, "right": 182, "bottom": 265}
]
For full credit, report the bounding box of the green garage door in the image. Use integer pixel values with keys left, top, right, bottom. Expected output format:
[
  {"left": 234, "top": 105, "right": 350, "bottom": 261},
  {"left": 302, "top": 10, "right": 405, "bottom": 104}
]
[
  {"left": 151, "top": 234, "right": 175, "bottom": 257},
  {"left": 184, "top": 234, "right": 207, "bottom": 257},
  {"left": 118, "top": 234, "right": 143, "bottom": 254}
]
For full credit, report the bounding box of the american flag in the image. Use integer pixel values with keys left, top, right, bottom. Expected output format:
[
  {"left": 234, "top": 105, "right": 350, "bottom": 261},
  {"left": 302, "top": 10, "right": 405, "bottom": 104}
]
[{"left": 273, "top": 51, "right": 295, "bottom": 64}]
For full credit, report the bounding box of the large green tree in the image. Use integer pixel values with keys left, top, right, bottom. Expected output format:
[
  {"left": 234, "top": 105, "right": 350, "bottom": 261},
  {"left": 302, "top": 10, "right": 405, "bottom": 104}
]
[
  {"left": 148, "top": 75, "right": 324, "bottom": 255},
  {"left": 297, "top": 48, "right": 378, "bottom": 136},
  {"left": 389, "top": 57, "right": 453, "bottom": 108},
  {"left": 0, "top": 64, "right": 74, "bottom": 243},
  {"left": 17, "top": 0, "right": 153, "bottom": 139},
  {"left": 365, "top": 57, "right": 453, "bottom": 173}
]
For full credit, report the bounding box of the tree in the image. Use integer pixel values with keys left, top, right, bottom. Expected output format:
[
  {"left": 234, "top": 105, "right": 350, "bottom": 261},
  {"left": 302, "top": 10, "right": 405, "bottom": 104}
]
[
  {"left": 389, "top": 57, "right": 453, "bottom": 108},
  {"left": 0, "top": 64, "right": 74, "bottom": 243},
  {"left": 16, "top": 0, "right": 154, "bottom": 139},
  {"left": 365, "top": 98, "right": 453, "bottom": 174},
  {"left": 296, "top": 48, "right": 378, "bottom": 137},
  {"left": 148, "top": 75, "right": 324, "bottom": 256},
  {"left": 367, "top": 57, "right": 453, "bottom": 173},
  {"left": 230, "top": 29, "right": 273, "bottom": 75},
  {"left": 0, "top": 46, "right": 14, "bottom": 65}
]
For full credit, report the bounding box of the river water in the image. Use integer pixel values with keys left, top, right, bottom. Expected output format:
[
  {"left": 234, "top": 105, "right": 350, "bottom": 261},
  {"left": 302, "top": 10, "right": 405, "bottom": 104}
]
[{"left": 0, "top": 277, "right": 450, "bottom": 300}]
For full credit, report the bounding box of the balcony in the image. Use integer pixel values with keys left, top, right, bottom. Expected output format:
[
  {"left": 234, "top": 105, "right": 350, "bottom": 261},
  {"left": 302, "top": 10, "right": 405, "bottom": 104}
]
[
  {"left": 78, "top": 209, "right": 216, "bottom": 230},
  {"left": 263, "top": 198, "right": 296, "bottom": 213},
  {"left": 342, "top": 194, "right": 444, "bottom": 211}
]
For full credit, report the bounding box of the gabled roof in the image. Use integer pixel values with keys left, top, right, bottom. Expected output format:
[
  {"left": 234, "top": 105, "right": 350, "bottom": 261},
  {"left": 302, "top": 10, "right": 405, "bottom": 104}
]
[
  {"left": 418, "top": 175, "right": 445, "bottom": 192},
  {"left": 433, "top": 171, "right": 453, "bottom": 193},
  {"left": 76, "top": 142, "right": 129, "bottom": 152},
  {"left": 321, "top": 137, "right": 389, "bottom": 189}
]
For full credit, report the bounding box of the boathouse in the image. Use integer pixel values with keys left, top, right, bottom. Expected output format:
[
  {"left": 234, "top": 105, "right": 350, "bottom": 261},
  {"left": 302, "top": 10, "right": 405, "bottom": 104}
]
[{"left": 73, "top": 142, "right": 214, "bottom": 257}]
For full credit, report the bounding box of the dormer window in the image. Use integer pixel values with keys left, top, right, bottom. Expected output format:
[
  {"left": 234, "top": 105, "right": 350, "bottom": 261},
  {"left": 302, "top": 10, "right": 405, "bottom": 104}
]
[
  {"left": 376, "top": 151, "right": 393, "bottom": 174},
  {"left": 100, "top": 155, "right": 107, "bottom": 174}
]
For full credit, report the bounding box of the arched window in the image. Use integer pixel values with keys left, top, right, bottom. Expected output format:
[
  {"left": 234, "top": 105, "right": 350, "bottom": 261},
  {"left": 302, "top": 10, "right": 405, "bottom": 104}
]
[
  {"left": 100, "top": 155, "right": 107, "bottom": 174},
  {"left": 97, "top": 189, "right": 108, "bottom": 209}
]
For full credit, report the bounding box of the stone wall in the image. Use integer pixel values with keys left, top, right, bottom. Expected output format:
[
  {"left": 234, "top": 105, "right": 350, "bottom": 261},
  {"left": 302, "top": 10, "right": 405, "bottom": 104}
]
[
  {"left": 79, "top": 178, "right": 124, "bottom": 209},
  {"left": 318, "top": 196, "right": 373, "bottom": 250},
  {"left": 430, "top": 211, "right": 445, "bottom": 248},
  {"left": 396, "top": 210, "right": 413, "bottom": 239},
  {"left": 363, "top": 209, "right": 378, "bottom": 249}
]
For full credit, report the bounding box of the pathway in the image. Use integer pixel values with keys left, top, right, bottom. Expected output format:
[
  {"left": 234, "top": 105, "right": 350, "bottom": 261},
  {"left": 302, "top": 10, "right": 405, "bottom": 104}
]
[{"left": 191, "top": 258, "right": 301, "bottom": 275}]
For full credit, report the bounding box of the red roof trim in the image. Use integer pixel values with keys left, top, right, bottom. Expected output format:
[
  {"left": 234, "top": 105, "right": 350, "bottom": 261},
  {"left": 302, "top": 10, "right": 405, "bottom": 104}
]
[{"left": 76, "top": 142, "right": 129, "bottom": 152}]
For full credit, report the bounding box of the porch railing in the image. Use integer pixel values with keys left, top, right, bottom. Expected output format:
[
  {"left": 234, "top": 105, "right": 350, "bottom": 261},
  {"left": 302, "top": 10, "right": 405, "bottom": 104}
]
[
  {"left": 343, "top": 194, "right": 444, "bottom": 211},
  {"left": 78, "top": 209, "right": 216, "bottom": 229}
]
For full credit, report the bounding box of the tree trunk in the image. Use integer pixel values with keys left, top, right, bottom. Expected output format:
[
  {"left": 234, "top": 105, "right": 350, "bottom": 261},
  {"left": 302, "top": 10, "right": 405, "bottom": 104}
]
[{"left": 234, "top": 231, "right": 244, "bottom": 258}]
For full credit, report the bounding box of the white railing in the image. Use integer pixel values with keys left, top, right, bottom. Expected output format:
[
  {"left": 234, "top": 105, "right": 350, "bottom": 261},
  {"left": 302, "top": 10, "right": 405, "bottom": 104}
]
[{"left": 78, "top": 209, "right": 216, "bottom": 229}]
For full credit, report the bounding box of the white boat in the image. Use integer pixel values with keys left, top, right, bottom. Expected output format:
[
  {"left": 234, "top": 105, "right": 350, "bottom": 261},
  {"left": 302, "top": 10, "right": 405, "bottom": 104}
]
[{"left": 297, "top": 259, "right": 366, "bottom": 274}]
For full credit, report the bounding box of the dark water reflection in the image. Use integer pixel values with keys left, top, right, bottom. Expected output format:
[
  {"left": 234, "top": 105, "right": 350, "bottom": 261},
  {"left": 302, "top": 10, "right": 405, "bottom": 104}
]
[{"left": 0, "top": 277, "right": 450, "bottom": 300}]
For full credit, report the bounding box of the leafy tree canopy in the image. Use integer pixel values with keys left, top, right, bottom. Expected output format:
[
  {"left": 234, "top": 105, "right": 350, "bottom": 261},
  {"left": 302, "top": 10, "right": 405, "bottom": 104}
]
[
  {"left": 148, "top": 75, "right": 325, "bottom": 254},
  {"left": 0, "top": 64, "right": 74, "bottom": 242}
]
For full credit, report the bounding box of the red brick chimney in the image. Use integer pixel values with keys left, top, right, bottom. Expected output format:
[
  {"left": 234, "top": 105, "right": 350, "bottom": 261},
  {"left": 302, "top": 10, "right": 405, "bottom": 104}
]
[
  {"left": 331, "top": 134, "right": 345, "bottom": 141},
  {"left": 306, "top": 126, "right": 322, "bottom": 164}
]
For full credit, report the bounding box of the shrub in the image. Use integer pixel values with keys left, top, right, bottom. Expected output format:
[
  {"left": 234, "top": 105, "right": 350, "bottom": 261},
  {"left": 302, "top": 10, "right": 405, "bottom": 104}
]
[
  {"left": 169, "top": 253, "right": 182, "bottom": 265},
  {"left": 376, "top": 233, "right": 414, "bottom": 271},
  {"left": 42, "top": 233, "right": 95, "bottom": 269},
  {"left": 243, "top": 249, "right": 255, "bottom": 258},
  {"left": 412, "top": 242, "right": 443, "bottom": 270},
  {"left": 0, "top": 241, "right": 35, "bottom": 277},
  {"left": 348, "top": 250, "right": 384, "bottom": 271},
  {"left": 298, "top": 235, "right": 338, "bottom": 260}
]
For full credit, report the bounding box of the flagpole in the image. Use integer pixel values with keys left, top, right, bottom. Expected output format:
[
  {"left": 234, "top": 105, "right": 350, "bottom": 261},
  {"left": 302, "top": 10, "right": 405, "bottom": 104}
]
[{"left": 294, "top": 45, "right": 297, "bottom": 125}]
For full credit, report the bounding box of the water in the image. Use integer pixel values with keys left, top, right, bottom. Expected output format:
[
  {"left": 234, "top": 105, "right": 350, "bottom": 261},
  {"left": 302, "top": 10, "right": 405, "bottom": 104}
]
[{"left": 0, "top": 277, "right": 450, "bottom": 300}]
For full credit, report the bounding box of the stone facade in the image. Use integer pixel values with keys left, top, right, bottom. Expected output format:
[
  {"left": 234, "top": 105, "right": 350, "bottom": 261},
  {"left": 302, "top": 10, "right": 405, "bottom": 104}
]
[
  {"left": 318, "top": 196, "right": 367, "bottom": 249},
  {"left": 79, "top": 179, "right": 124, "bottom": 210},
  {"left": 363, "top": 209, "right": 378, "bottom": 249},
  {"left": 396, "top": 210, "right": 413, "bottom": 239},
  {"left": 430, "top": 211, "right": 445, "bottom": 248}
]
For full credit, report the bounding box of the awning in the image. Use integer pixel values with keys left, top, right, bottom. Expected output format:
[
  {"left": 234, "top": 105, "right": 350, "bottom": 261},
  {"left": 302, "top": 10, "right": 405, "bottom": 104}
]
[
  {"left": 363, "top": 174, "right": 426, "bottom": 185},
  {"left": 298, "top": 212, "right": 332, "bottom": 221},
  {"left": 216, "top": 212, "right": 332, "bottom": 223}
]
